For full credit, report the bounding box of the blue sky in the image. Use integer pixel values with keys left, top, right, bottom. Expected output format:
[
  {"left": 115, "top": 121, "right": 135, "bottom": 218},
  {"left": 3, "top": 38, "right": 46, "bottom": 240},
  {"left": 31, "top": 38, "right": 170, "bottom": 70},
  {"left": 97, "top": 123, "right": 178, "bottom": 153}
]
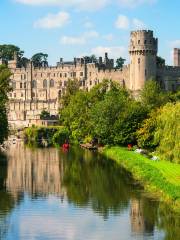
[{"left": 1, "top": 0, "right": 180, "bottom": 65}]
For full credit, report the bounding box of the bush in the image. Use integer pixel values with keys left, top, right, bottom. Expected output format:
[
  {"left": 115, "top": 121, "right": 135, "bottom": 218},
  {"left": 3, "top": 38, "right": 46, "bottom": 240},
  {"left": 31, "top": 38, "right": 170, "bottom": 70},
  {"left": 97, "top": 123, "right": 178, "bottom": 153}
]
[
  {"left": 52, "top": 128, "right": 69, "bottom": 146},
  {"left": 24, "top": 126, "right": 64, "bottom": 147}
]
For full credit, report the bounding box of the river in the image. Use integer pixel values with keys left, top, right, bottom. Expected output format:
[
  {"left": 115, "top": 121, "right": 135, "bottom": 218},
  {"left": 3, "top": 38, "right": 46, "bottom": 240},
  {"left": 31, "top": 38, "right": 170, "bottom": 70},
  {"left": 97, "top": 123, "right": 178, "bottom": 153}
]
[{"left": 0, "top": 142, "right": 179, "bottom": 240}]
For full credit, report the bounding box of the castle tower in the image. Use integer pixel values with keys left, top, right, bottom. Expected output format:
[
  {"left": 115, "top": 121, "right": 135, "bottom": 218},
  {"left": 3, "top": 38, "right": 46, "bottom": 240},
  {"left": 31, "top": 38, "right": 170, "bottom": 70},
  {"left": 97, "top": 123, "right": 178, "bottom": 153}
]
[
  {"left": 8, "top": 52, "right": 18, "bottom": 69},
  {"left": 129, "top": 30, "right": 158, "bottom": 93},
  {"left": 174, "top": 48, "right": 180, "bottom": 67}
]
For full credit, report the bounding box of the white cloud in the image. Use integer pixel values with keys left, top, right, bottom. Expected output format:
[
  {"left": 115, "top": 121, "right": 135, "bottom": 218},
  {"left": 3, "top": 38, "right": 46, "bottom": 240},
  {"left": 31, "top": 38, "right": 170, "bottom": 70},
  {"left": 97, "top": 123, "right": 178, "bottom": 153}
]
[
  {"left": 60, "top": 31, "right": 99, "bottom": 45},
  {"left": 115, "top": 15, "right": 146, "bottom": 30},
  {"left": 91, "top": 46, "right": 127, "bottom": 59},
  {"left": 132, "top": 18, "right": 146, "bottom": 29},
  {"left": 15, "top": 0, "right": 110, "bottom": 11},
  {"left": 115, "top": 15, "right": 130, "bottom": 29},
  {"left": 34, "top": 11, "right": 70, "bottom": 29},
  {"left": 117, "top": 0, "right": 156, "bottom": 8}
]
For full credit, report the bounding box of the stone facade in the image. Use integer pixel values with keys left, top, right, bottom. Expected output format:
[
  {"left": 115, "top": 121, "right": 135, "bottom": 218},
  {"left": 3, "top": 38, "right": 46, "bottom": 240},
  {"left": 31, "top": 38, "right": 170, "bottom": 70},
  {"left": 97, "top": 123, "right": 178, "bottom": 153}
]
[{"left": 5, "top": 30, "right": 180, "bottom": 128}]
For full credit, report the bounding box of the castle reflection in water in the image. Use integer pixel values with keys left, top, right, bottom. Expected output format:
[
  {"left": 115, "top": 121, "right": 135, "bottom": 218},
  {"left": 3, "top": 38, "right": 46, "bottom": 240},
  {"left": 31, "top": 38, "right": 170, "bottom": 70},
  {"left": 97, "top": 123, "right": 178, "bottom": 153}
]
[
  {"left": 3, "top": 142, "right": 157, "bottom": 236},
  {"left": 6, "top": 141, "right": 66, "bottom": 198}
]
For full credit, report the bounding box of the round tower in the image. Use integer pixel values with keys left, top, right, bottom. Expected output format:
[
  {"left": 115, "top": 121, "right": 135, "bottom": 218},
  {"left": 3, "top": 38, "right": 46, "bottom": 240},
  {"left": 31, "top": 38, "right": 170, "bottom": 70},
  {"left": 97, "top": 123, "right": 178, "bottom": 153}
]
[{"left": 129, "top": 30, "right": 158, "bottom": 93}]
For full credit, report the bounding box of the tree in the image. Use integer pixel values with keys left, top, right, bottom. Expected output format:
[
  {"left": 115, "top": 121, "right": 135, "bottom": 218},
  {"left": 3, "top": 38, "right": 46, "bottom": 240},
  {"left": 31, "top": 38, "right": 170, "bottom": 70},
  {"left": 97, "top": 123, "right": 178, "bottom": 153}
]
[
  {"left": 60, "top": 79, "right": 80, "bottom": 107},
  {"left": 154, "top": 102, "right": 180, "bottom": 163},
  {"left": 140, "top": 79, "right": 168, "bottom": 110},
  {"left": 40, "top": 110, "right": 50, "bottom": 120},
  {"left": 156, "top": 56, "right": 165, "bottom": 67},
  {"left": 31, "top": 53, "right": 48, "bottom": 67},
  {"left": 0, "top": 44, "right": 24, "bottom": 62},
  {"left": 115, "top": 57, "right": 126, "bottom": 69},
  {"left": 0, "top": 65, "right": 12, "bottom": 144}
]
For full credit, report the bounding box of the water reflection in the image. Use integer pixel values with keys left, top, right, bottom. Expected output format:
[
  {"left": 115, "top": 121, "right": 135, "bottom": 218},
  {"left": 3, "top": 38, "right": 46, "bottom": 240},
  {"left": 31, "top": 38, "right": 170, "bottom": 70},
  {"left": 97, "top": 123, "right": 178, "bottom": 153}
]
[{"left": 0, "top": 142, "right": 179, "bottom": 240}]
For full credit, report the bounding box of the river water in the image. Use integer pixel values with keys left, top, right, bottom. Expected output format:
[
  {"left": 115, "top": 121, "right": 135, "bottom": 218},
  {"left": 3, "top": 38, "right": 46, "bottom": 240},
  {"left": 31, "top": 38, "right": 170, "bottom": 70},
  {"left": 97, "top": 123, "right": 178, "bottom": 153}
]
[{"left": 0, "top": 142, "right": 179, "bottom": 240}]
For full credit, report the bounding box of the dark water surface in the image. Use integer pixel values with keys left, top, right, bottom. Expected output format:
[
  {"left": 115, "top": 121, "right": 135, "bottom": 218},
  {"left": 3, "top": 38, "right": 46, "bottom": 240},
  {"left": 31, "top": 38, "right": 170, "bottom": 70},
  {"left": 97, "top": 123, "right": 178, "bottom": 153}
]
[{"left": 0, "top": 142, "right": 179, "bottom": 240}]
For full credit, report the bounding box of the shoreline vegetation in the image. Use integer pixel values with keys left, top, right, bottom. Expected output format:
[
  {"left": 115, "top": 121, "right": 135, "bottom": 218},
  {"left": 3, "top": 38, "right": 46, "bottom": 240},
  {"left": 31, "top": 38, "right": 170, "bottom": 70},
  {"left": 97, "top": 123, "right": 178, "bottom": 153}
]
[{"left": 103, "top": 146, "right": 180, "bottom": 212}]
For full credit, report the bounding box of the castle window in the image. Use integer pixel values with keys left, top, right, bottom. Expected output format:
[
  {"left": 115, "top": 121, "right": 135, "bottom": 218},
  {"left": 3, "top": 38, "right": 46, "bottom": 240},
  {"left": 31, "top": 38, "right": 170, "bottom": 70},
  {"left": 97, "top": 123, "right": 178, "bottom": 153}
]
[
  {"left": 90, "top": 81, "right": 92, "bottom": 85},
  {"left": 138, "top": 58, "right": 140, "bottom": 64},
  {"left": 73, "top": 72, "right": 76, "bottom": 77},
  {"left": 60, "top": 73, "right": 62, "bottom": 78},
  {"left": 50, "top": 79, "right": 54, "bottom": 88},
  {"left": 20, "top": 82, "right": 23, "bottom": 88},
  {"left": 138, "top": 40, "right": 140, "bottom": 44},
  {"left": 43, "top": 79, "right": 47, "bottom": 88},
  {"left": 64, "top": 81, "right": 67, "bottom": 87},
  {"left": 14, "top": 93, "right": 16, "bottom": 98},
  {"left": 24, "top": 82, "right": 26, "bottom": 89},
  {"left": 21, "top": 93, "right": 23, "bottom": 97},
  {"left": 24, "top": 74, "right": 26, "bottom": 79},
  {"left": 64, "top": 73, "right": 67, "bottom": 78},
  {"left": 32, "top": 80, "right": 37, "bottom": 88},
  {"left": 12, "top": 82, "right": 16, "bottom": 90},
  {"left": 54, "top": 73, "right": 56, "bottom": 77},
  {"left": 59, "top": 81, "right": 62, "bottom": 87},
  {"left": 41, "top": 73, "right": 43, "bottom": 77},
  {"left": 144, "top": 40, "right": 147, "bottom": 44},
  {"left": 80, "top": 72, "right": 83, "bottom": 76}
]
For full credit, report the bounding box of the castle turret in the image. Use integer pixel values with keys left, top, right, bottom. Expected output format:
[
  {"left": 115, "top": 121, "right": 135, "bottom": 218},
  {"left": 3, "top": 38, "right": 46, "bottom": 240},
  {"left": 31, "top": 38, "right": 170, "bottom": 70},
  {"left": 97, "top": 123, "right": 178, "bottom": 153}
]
[
  {"left": 174, "top": 48, "right": 180, "bottom": 67},
  {"left": 129, "top": 30, "right": 158, "bottom": 93}
]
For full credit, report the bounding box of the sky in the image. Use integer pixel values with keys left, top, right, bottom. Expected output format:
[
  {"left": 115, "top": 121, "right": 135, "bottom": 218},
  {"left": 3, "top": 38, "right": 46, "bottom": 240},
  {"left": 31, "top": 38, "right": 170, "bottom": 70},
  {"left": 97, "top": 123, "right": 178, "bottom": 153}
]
[{"left": 1, "top": 0, "right": 180, "bottom": 65}]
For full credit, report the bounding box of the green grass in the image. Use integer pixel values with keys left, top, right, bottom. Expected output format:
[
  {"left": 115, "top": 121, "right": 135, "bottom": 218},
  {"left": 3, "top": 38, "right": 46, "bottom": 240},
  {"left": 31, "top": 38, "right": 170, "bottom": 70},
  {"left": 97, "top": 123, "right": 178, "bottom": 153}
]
[{"left": 103, "top": 146, "right": 180, "bottom": 211}]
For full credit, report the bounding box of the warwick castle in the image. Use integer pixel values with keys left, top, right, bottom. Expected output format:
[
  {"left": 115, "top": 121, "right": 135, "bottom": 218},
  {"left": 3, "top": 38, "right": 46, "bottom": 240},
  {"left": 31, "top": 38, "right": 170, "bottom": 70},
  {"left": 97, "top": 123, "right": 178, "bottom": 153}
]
[{"left": 3, "top": 30, "right": 180, "bottom": 128}]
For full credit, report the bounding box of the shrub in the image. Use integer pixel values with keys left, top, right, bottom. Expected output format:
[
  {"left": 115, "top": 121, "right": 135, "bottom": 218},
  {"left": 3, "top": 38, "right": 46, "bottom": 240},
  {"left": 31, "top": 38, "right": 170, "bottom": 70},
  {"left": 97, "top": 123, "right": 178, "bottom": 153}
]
[{"left": 52, "top": 128, "right": 69, "bottom": 146}]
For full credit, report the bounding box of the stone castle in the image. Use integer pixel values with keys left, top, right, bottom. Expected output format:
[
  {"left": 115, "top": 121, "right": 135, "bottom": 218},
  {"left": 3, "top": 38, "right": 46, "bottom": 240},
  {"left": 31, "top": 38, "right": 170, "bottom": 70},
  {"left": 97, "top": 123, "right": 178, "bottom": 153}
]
[{"left": 4, "top": 30, "right": 180, "bottom": 128}]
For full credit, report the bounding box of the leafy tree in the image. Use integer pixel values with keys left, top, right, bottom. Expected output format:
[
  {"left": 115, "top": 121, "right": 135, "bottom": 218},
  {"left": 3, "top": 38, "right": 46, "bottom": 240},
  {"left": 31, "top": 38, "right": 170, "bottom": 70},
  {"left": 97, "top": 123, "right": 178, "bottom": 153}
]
[
  {"left": 140, "top": 79, "right": 168, "bottom": 110},
  {"left": 156, "top": 56, "right": 165, "bottom": 67},
  {"left": 0, "top": 65, "right": 12, "bottom": 144},
  {"left": 84, "top": 55, "right": 97, "bottom": 63},
  {"left": 60, "top": 79, "right": 80, "bottom": 107},
  {"left": 60, "top": 90, "right": 90, "bottom": 142},
  {"left": 40, "top": 110, "right": 51, "bottom": 120},
  {"left": 31, "top": 53, "right": 48, "bottom": 67},
  {"left": 154, "top": 102, "right": 180, "bottom": 163},
  {"left": 115, "top": 57, "right": 126, "bottom": 69},
  {"left": 90, "top": 84, "right": 129, "bottom": 144},
  {"left": 114, "top": 101, "right": 148, "bottom": 145},
  {"left": 136, "top": 110, "right": 159, "bottom": 149},
  {"left": 0, "top": 44, "right": 24, "bottom": 62}
]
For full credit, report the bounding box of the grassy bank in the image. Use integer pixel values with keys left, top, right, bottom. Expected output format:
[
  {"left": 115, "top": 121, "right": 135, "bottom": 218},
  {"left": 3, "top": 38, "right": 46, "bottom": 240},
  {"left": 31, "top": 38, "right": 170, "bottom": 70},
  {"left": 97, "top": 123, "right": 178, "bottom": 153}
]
[{"left": 103, "top": 146, "right": 180, "bottom": 211}]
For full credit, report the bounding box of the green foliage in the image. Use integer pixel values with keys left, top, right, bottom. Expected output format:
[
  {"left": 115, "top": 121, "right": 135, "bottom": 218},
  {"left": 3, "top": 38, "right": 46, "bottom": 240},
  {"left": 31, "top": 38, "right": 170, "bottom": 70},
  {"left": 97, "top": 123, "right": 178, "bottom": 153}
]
[
  {"left": 61, "top": 90, "right": 89, "bottom": 142},
  {"left": 115, "top": 57, "right": 126, "bottom": 69},
  {"left": 136, "top": 110, "right": 159, "bottom": 149},
  {"left": 0, "top": 44, "right": 24, "bottom": 62},
  {"left": 31, "top": 52, "right": 48, "bottom": 67},
  {"left": 156, "top": 56, "right": 165, "bottom": 67},
  {"left": 114, "top": 101, "right": 148, "bottom": 145},
  {"left": 52, "top": 128, "right": 69, "bottom": 146},
  {"left": 60, "top": 79, "right": 80, "bottom": 107},
  {"left": 0, "top": 65, "right": 12, "bottom": 144},
  {"left": 140, "top": 79, "right": 168, "bottom": 110},
  {"left": 154, "top": 102, "right": 180, "bottom": 163},
  {"left": 24, "top": 126, "right": 65, "bottom": 147},
  {"left": 40, "top": 110, "right": 51, "bottom": 120}
]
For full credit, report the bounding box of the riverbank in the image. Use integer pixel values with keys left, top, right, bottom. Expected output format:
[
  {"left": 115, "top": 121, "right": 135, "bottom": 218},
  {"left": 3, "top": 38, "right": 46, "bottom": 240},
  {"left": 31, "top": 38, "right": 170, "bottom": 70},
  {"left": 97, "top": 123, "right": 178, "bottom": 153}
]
[{"left": 103, "top": 146, "right": 180, "bottom": 212}]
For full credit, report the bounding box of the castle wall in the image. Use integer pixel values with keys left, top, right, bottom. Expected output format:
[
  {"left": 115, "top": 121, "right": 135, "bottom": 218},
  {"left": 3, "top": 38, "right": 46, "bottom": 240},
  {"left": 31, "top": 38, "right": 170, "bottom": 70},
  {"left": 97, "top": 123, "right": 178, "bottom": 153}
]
[{"left": 5, "top": 29, "right": 180, "bottom": 128}]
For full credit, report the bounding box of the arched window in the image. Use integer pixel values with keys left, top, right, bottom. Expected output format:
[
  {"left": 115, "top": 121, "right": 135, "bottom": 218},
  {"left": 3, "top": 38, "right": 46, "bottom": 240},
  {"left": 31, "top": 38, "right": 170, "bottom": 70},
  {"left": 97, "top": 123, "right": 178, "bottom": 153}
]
[
  {"left": 43, "top": 79, "right": 47, "bottom": 88},
  {"left": 32, "top": 80, "right": 37, "bottom": 88},
  {"left": 50, "top": 79, "right": 54, "bottom": 88}
]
